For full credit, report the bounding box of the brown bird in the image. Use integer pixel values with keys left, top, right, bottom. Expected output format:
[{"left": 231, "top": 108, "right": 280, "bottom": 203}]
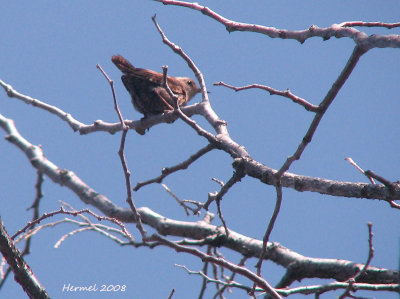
[{"left": 111, "top": 55, "right": 201, "bottom": 118}]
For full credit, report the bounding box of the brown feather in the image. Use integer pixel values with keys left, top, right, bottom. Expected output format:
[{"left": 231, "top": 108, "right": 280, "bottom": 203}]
[{"left": 111, "top": 55, "right": 201, "bottom": 117}]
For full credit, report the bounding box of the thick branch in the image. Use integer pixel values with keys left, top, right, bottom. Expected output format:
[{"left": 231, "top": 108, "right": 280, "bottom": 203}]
[
  {"left": 155, "top": 1, "right": 400, "bottom": 50},
  {"left": 0, "top": 78, "right": 203, "bottom": 136},
  {"left": 236, "top": 157, "right": 400, "bottom": 202},
  {"left": 140, "top": 208, "right": 398, "bottom": 285},
  {"left": 0, "top": 219, "right": 50, "bottom": 299}
]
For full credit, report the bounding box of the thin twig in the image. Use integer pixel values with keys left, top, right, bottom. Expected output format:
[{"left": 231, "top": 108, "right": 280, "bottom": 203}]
[
  {"left": 276, "top": 45, "right": 367, "bottom": 179},
  {"left": 176, "top": 263, "right": 264, "bottom": 296},
  {"left": 198, "top": 246, "right": 212, "bottom": 299},
  {"left": 134, "top": 144, "right": 215, "bottom": 191},
  {"left": 340, "top": 21, "right": 400, "bottom": 29},
  {"left": 156, "top": 53, "right": 216, "bottom": 141},
  {"left": 12, "top": 207, "right": 134, "bottom": 242},
  {"left": 255, "top": 183, "right": 283, "bottom": 274},
  {"left": 203, "top": 161, "right": 246, "bottom": 211},
  {"left": 149, "top": 234, "right": 282, "bottom": 299},
  {"left": 345, "top": 157, "right": 375, "bottom": 184},
  {"left": 162, "top": 184, "right": 200, "bottom": 215},
  {"left": 167, "top": 288, "right": 175, "bottom": 299},
  {"left": 215, "top": 199, "right": 229, "bottom": 238},
  {"left": 213, "top": 256, "right": 249, "bottom": 298},
  {"left": 338, "top": 222, "right": 375, "bottom": 299},
  {"left": 152, "top": 15, "right": 209, "bottom": 102},
  {"left": 214, "top": 81, "right": 319, "bottom": 112},
  {"left": 261, "top": 47, "right": 367, "bottom": 254},
  {"left": 211, "top": 178, "right": 224, "bottom": 187},
  {"left": 97, "top": 64, "right": 147, "bottom": 240},
  {"left": 152, "top": 14, "right": 232, "bottom": 141},
  {"left": 210, "top": 250, "right": 223, "bottom": 297},
  {"left": 364, "top": 170, "right": 400, "bottom": 209},
  {"left": 0, "top": 171, "right": 45, "bottom": 289}
]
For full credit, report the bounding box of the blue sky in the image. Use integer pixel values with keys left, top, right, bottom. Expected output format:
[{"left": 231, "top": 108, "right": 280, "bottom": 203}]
[{"left": 0, "top": 1, "right": 399, "bottom": 298}]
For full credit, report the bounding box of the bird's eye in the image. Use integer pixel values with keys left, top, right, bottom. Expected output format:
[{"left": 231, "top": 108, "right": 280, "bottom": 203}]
[{"left": 187, "top": 80, "right": 192, "bottom": 85}]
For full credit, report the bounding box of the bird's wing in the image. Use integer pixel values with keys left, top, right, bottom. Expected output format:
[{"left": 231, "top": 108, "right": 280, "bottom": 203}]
[
  {"left": 166, "top": 77, "right": 185, "bottom": 96},
  {"left": 129, "top": 68, "right": 163, "bottom": 84}
]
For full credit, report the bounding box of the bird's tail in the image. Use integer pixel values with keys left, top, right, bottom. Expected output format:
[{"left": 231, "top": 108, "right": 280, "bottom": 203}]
[{"left": 111, "top": 55, "right": 136, "bottom": 74}]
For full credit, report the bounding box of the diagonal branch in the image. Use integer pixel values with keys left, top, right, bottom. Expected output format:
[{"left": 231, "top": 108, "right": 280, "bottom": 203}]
[
  {"left": 0, "top": 79, "right": 85, "bottom": 132},
  {"left": 203, "top": 162, "right": 246, "bottom": 211},
  {"left": 151, "top": 14, "right": 233, "bottom": 140},
  {"left": 134, "top": 144, "right": 215, "bottom": 191},
  {"left": 275, "top": 45, "right": 366, "bottom": 179},
  {"left": 149, "top": 233, "right": 282, "bottom": 299},
  {"left": 1, "top": 113, "right": 397, "bottom": 220},
  {"left": 0, "top": 219, "right": 50, "bottom": 299},
  {"left": 338, "top": 222, "right": 375, "bottom": 298},
  {"left": 0, "top": 120, "right": 396, "bottom": 287},
  {"left": 0, "top": 170, "right": 45, "bottom": 289}
]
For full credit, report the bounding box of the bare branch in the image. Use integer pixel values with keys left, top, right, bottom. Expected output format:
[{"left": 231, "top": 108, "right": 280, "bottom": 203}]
[
  {"left": 167, "top": 288, "right": 175, "bottom": 299},
  {"left": 214, "top": 81, "right": 319, "bottom": 112},
  {"left": 149, "top": 234, "right": 282, "bottom": 299},
  {"left": 364, "top": 170, "right": 400, "bottom": 209},
  {"left": 79, "top": 103, "right": 202, "bottom": 134},
  {"left": 0, "top": 78, "right": 187, "bottom": 136},
  {"left": 2, "top": 3, "right": 398, "bottom": 298},
  {"left": 0, "top": 79, "right": 85, "bottom": 132},
  {"left": 97, "top": 64, "right": 147, "bottom": 239},
  {"left": 211, "top": 177, "right": 224, "bottom": 187},
  {"left": 151, "top": 14, "right": 237, "bottom": 146},
  {"left": 213, "top": 256, "right": 249, "bottom": 298},
  {"left": 137, "top": 208, "right": 398, "bottom": 286},
  {"left": 12, "top": 207, "right": 134, "bottom": 243},
  {"left": 152, "top": 15, "right": 209, "bottom": 103},
  {"left": 0, "top": 170, "right": 45, "bottom": 289},
  {"left": 0, "top": 219, "right": 50, "bottom": 299},
  {"left": 154, "top": 1, "right": 400, "bottom": 50},
  {"left": 236, "top": 156, "right": 400, "bottom": 201},
  {"left": 340, "top": 21, "right": 400, "bottom": 29},
  {"left": 176, "top": 263, "right": 263, "bottom": 296},
  {"left": 202, "top": 164, "right": 246, "bottom": 236},
  {"left": 2, "top": 81, "right": 398, "bottom": 202},
  {"left": 339, "top": 222, "right": 375, "bottom": 298},
  {"left": 1, "top": 113, "right": 398, "bottom": 236},
  {"left": 276, "top": 46, "right": 366, "bottom": 179},
  {"left": 152, "top": 17, "right": 223, "bottom": 142},
  {"left": 134, "top": 144, "right": 214, "bottom": 191},
  {"left": 255, "top": 183, "right": 283, "bottom": 276},
  {"left": 345, "top": 157, "right": 375, "bottom": 184},
  {"left": 162, "top": 184, "right": 201, "bottom": 215},
  {"left": 277, "top": 282, "right": 399, "bottom": 296},
  {"left": 203, "top": 160, "right": 246, "bottom": 211},
  {"left": 198, "top": 246, "right": 211, "bottom": 298}
]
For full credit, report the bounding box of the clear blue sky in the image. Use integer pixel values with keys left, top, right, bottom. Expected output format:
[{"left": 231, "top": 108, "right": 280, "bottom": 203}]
[{"left": 0, "top": 1, "right": 399, "bottom": 298}]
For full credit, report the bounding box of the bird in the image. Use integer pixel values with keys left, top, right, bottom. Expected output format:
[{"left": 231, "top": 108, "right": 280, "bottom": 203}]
[{"left": 111, "top": 55, "right": 201, "bottom": 118}]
